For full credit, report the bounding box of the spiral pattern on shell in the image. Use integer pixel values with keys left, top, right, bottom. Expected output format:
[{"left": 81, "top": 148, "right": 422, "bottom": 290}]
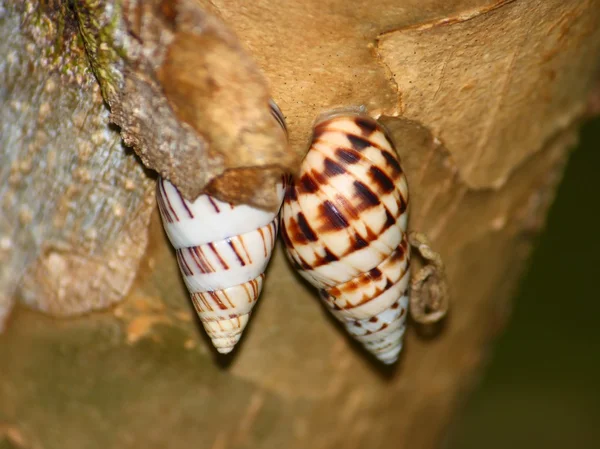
[
  {"left": 156, "top": 101, "right": 287, "bottom": 354},
  {"left": 280, "top": 113, "right": 410, "bottom": 364}
]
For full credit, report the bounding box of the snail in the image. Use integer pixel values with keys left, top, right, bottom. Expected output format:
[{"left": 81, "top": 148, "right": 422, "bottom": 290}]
[
  {"left": 156, "top": 101, "right": 287, "bottom": 354},
  {"left": 280, "top": 112, "right": 410, "bottom": 364}
]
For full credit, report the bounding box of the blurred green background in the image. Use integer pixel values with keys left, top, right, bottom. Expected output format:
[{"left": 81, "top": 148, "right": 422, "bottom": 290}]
[{"left": 448, "top": 117, "right": 600, "bottom": 449}]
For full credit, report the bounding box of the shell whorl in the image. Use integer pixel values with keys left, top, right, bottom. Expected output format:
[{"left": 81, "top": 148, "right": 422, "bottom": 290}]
[
  {"left": 157, "top": 177, "right": 284, "bottom": 354},
  {"left": 281, "top": 114, "right": 410, "bottom": 364}
]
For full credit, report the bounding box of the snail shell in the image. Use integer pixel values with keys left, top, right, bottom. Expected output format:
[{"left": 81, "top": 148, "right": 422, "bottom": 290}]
[
  {"left": 157, "top": 178, "right": 284, "bottom": 353},
  {"left": 280, "top": 113, "right": 410, "bottom": 364},
  {"left": 156, "top": 101, "right": 287, "bottom": 354}
]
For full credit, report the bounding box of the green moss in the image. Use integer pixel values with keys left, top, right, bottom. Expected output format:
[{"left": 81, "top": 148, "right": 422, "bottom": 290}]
[
  {"left": 21, "top": 0, "right": 90, "bottom": 84},
  {"left": 73, "top": 0, "right": 125, "bottom": 102}
]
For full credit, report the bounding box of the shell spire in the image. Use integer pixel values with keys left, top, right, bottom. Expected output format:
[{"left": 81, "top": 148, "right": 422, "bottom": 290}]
[
  {"left": 157, "top": 101, "right": 287, "bottom": 354},
  {"left": 280, "top": 113, "right": 410, "bottom": 364}
]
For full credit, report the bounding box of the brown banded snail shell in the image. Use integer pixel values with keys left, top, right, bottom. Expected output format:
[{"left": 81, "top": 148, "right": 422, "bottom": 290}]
[
  {"left": 280, "top": 112, "right": 410, "bottom": 364},
  {"left": 156, "top": 101, "right": 287, "bottom": 354}
]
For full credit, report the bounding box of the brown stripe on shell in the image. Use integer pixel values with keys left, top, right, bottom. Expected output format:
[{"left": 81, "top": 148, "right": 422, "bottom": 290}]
[
  {"left": 313, "top": 247, "right": 339, "bottom": 266},
  {"left": 287, "top": 216, "right": 312, "bottom": 245},
  {"left": 308, "top": 146, "right": 404, "bottom": 237},
  {"left": 317, "top": 200, "right": 350, "bottom": 231},
  {"left": 220, "top": 289, "right": 236, "bottom": 309},
  {"left": 189, "top": 246, "right": 215, "bottom": 273},
  {"left": 238, "top": 235, "right": 253, "bottom": 265},
  {"left": 267, "top": 219, "right": 275, "bottom": 248},
  {"left": 249, "top": 277, "right": 260, "bottom": 301},
  {"left": 283, "top": 198, "right": 405, "bottom": 271},
  {"left": 354, "top": 116, "right": 378, "bottom": 136},
  {"left": 352, "top": 233, "right": 369, "bottom": 250},
  {"left": 347, "top": 134, "right": 372, "bottom": 151},
  {"left": 284, "top": 187, "right": 405, "bottom": 267},
  {"left": 323, "top": 158, "right": 347, "bottom": 177},
  {"left": 208, "top": 242, "right": 229, "bottom": 270},
  {"left": 383, "top": 209, "right": 396, "bottom": 229},
  {"left": 335, "top": 148, "right": 361, "bottom": 165},
  {"left": 191, "top": 293, "right": 214, "bottom": 312},
  {"left": 333, "top": 275, "right": 408, "bottom": 311},
  {"left": 396, "top": 194, "right": 408, "bottom": 215},
  {"left": 228, "top": 240, "right": 246, "bottom": 267},
  {"left": 313, "top": 141, "right": 402, "bottom": 206},
  {"left": 314, "top": 144, "right": 402, "bottom": 213},
  {"left": 353, "top": 180, "right": 380, "bottom": 209},
  {"left": 286, "top": 182, "right": 298, "bottom": 202},
  {"left": 369, "top": 267, "right": 383, "bottom": 278},
  {"left": 332, "top": 193, "right": 361, "bottom": 221},
  {"left": 368, "top": 166, "right": 395, "bottom": 194},
  {"left": 208, "top": 291, "right": 228, "bottom": 310},
  {"left": 159, "top": 178, "right": 179, "bottom": 222},
  {"left": 299, "top": 173, "right": 319, "bottom": 193},
  {"left": 289, "top": 137, "right": 403, "bottom": 247},
  {"left": 208, "top": 196, "right": 221, "bottom": 213},
  {"left": 310, "top": 169, "right": 328, "bottom": 186},
  {"left": 380, "top": 150, "right": 402, "bottom": 176},
  {"left": 176, "top": 249, "right": 193, "bottom": 276},
  {"left": 257, "top": 227, "right": 267, "bottom": 257},
  {"left": 156, "top": 182, "right": 173, "bottom": 223},
  {"left": 297, "top": 212, "right": 319, "bottom": 242},
  {"left": 176, "top": 189, "right": 194, "bottom": 218},
  {"left": 322, "top": 236, "right": 409, "bottom": 308}
]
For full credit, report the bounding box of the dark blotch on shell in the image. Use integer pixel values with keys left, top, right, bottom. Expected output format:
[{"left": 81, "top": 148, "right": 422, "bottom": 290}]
[
  {"left": 398, "top": 196, "right": 408, "bottom": 214},
  {"left": 353, "top": 234, "right": 369, "bottom": 250},
  {"left": 392, "top": 242, "right": 407, "bottom": 261},
  {"left": 369, "top": 166, "right": 395, "bottom": 193},
  {"left": 319, "top": 200, "right": 350, "bottom": 230},
  {"left": 324, "top": 158, "right": 347, "bottom": 177},
  {"left": 297, "top": 212, "right": 319, "bottom": 242},
  {"left": 354, "top": 116, "right": 378, "bottom": 136},
  {"left": 353, "top": 180, "right": 380, "bottom": 208},
  {"left": 347, "top": 134, "right": 372, "bottom": 151},
  {"left": 381, "top": 150, "right": 402, "bottom": 175},
  {"left": 300, "top": 174, "right": 319, "bottom": 193},
  {"left": 335, "top": 148, "right": 361, "bottom": 165},
  {"left": 368, "top": 267, "right": 382, "bottom": 279},
  {"left": 383, "top": 209, "right": 396, "bottom": 230},
  {"left": 286, "top": 183, "right": 298, "bottom": 202},
  {"left": 322, "top": 248, "right": 339, "bottom": 263}
]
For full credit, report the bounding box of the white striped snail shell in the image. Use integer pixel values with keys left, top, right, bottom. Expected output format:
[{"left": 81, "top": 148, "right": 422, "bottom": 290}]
[
  {"left": 280, "top": 113, "right": 410, "bottom": 364},
  {"left": 156, "top": 101, "right": 287, "bottom": 354}
]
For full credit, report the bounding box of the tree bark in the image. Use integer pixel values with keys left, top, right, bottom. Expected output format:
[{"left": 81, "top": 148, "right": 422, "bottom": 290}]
[{"left": 1, "top": 1, "right": 600, "bottom": 448}]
